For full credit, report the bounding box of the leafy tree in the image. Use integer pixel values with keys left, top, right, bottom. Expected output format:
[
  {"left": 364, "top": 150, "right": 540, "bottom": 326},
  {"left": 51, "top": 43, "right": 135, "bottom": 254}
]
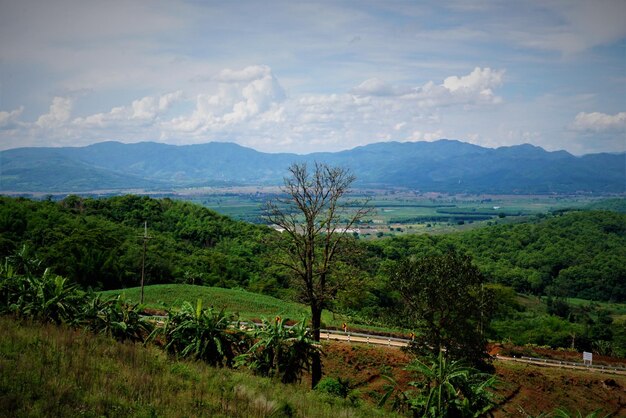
[
  {"left": 392, "top": 250, "right": 492, "bottom": 368},
  {"left": 264, "top": 162, "right": 369, "bottom": 387},
  {"left": 379, "top": 351, "right": 496, "bottom": 417},
  {"left": 3, "top": 267, "right": 84, "bottom": 325}
]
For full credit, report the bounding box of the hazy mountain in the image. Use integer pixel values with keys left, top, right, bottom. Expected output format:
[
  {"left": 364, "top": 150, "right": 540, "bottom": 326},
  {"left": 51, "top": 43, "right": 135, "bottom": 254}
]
[{"left": 1, "top": 140, "right": 624, "bottom": 193}]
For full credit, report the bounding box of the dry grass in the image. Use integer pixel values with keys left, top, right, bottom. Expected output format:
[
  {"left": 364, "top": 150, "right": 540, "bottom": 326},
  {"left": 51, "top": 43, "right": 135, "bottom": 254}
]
[{"left": 0, "top": 316, "right": 398, "bottom": 418}]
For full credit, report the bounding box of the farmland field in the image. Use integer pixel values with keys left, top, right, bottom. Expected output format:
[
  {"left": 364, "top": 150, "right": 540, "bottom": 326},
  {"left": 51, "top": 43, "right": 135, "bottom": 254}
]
[{"left": 179, "top": 188, "right": 613, "bottom": 237}]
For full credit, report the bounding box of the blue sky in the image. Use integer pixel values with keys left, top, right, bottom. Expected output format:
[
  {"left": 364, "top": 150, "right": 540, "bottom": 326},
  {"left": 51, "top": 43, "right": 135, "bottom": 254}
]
[{"left": 0, "top": 0, "right": 624, "bottom": 155}]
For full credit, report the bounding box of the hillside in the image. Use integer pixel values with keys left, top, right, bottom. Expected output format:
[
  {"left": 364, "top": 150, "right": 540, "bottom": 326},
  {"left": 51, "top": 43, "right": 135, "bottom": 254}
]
[
  {"left": 0, "top": 195, "right": 284, "bottom": 295},
  {"left": 2, "top": 316, "right": 624, "bottom": 417},
  {"left": 2, "top": 196, "right": 625, "bottom": 302},
  {"left": 0, "top": 316, "right": 394, "bottom": 418},
  {"left": 2, "top": 139, "right": 624, "bottom": 193}
]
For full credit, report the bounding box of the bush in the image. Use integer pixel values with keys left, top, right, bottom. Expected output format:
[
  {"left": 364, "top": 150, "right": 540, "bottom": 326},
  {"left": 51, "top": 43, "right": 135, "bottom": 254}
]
[
  {"left": 160, "top": 299, "right": 247, "bottom": 367},
  {"left": 81, "top": 294, "right": 154, "bottom": 343},
  {"left": 236, "top": 317, "right": 321, "bottom": 384}
]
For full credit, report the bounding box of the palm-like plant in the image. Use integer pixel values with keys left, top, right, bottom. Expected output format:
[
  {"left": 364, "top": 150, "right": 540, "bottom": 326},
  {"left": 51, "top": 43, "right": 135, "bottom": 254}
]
[
  {"left": 238, "top": 317, "right": 321, "bottom": 384},
  {"left": 0, "top": 258, "right": 18, "bottom": 313},
  {"left": 161, "top": 299, "right": 245, "bottom": 367},
  {"left": 8, "top": 268, "right": 84, "bottom": 325},
  {"left": 81, "top": 293, "right": 153, "bottom": 342},
  {"left": 402, "top": 351, "right": 496, "bottom": 418}
]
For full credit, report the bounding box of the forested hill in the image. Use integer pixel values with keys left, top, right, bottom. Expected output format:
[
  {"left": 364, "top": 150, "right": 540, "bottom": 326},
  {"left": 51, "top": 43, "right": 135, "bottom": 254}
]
[
  {"left": 1, "top": 195, "right": 625, "bottom": 302},
  {"left": 369, "top": 210, "right": 626, "bottom": 302},
  {"left": 0, "top": 195, "right": 284, "bottom": 293},
  {"left": 2, "top": 139, "right": 624, "bottom": 193}
]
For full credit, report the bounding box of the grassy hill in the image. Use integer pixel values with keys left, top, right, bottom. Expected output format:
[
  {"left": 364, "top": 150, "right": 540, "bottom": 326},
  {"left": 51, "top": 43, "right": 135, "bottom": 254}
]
[
  {"left": 100, "top": 284, "right": 403, "bottom": 334},
  {"left": 0, "top": 316, "right": 394, "bottom": 418},
  {"left": 101, "top": 284, "right": 321, "bottom": 322},
  {"left": 2, "top": 316, "right": 624, "bottom": 417}
]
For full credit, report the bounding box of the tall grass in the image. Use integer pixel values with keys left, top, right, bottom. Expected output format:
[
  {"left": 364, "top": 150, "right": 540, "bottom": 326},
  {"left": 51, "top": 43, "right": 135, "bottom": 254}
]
[{"left": 0, "top": 316, "right": 397, "bottom": 418}]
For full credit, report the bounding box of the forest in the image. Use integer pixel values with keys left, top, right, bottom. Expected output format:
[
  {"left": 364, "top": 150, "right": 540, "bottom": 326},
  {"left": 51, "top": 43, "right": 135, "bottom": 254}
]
[{"left": 1, "top": 194, "right": 625, "bottom": 356}]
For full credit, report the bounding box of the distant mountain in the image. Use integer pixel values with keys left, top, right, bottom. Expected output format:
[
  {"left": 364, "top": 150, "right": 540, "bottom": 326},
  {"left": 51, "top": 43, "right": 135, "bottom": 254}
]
[{"left": 1, "top": 140, "right": 624, "bottom": 194}]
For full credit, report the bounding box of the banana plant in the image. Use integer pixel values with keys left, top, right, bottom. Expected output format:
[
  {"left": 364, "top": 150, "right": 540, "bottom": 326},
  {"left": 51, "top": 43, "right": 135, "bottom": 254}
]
[
  {"left": 8, "top": 268, "right": 83, "bottom": 325},
  {"left": 237, "top": 316, "right": 321, "bottom": 384},
  {"left": 161, "top": 299, "right": 246, "bottom": 367},
  {"left": 380, "top": 351, "right": 496, "bottom": 418},
  {"left": 81, "top": 293, "right": 153, "bottom": 343}
]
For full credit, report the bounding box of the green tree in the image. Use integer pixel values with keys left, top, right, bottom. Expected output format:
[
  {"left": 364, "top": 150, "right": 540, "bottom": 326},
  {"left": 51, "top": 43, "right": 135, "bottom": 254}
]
[
  {"left": 264, "top": 162, "right": 370, "bottom": 387},
  {"left": 392, "top": 250, "right": 492, "bottom": 368}
]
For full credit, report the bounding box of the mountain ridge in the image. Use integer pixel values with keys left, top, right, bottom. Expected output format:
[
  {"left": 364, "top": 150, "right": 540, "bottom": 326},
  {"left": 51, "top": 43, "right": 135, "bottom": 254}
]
[{"left": 1, "top": 139, "right": 624, "bottom": 194}]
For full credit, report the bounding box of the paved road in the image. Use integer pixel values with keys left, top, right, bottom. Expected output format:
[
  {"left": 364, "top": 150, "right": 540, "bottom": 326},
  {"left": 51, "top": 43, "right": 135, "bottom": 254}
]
[
  {"left": 321, "top": 330, "right": 408, "bottom": 348},
  {"left": 493, "top": 355, "right": 626, "bottom": 376}
]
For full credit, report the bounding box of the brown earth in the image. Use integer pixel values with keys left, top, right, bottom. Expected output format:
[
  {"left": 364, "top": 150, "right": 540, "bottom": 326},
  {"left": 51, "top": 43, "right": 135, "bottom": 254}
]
[{"left": 320, "top": 341, "right": 626, "bottom": 416}]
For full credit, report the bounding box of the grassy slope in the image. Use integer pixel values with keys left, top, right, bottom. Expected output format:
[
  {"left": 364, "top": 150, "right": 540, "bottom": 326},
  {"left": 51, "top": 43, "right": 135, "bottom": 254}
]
[
  {"left": 99, "top": 284, "right": 412, "bottom": 335},
  {"left": 101, "top": 284, "right": 340, "bottom": 327},
  {"left": 0, "top": 316, "right": 396, "bottom": 418}
]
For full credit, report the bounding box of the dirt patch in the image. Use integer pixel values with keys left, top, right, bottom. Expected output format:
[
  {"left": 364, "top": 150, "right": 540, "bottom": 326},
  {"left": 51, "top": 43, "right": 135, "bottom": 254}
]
[
  {"left": 321, "top": 342, "right": 413, "bottom": 405},
  {"left": 492, "top": 361, "right": 626, "bottom": 416},
  {"left": 320, "top": 341, "right": 626, "bottom": 416}
]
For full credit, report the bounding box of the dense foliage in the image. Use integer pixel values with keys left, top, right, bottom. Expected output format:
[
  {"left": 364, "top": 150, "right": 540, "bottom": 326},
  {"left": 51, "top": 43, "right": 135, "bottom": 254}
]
[
  {"left": 2, "top": 195, "right": 625, "bottom": 354},
  {"left": 364, "top": 210, "right": 626, "bottom": 303},
  {"left": 392, "top": 251, "right": 492, "bottom": 368},
  {"left": 236, "top": 316, "right": 321, "bottom": 384},
  {"left": 0, "top": 195, "right": 285, "bottom": 294},
  {"left": 160, "top": 300, "right": 247, "bottom": 367}
]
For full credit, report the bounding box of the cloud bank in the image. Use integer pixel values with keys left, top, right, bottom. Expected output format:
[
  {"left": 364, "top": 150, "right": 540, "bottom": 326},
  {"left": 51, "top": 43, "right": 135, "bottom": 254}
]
[{"left": 1, "top": 66, "right": 516, "bottom": 152}]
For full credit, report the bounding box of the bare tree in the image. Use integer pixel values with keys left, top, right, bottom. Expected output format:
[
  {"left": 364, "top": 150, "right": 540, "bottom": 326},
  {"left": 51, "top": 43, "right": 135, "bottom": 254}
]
[{"left": 264, "top": 162, "right": 370, "bottom": 387}]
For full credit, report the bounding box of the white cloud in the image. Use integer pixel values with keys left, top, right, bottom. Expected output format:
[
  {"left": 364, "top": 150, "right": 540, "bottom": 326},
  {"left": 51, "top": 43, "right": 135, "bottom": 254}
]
[
  {"left": 75, "top": 91, "right": 183, "bottom": 127},
  {"left": 0, "top": 106, "right": 24, "bottom": 130},
  {"left": 349, "top": 67, "right": 505, "bottom": 108},
  {"left": 571, "top": 112, "right": 626, "bottom": 132},
  {"left": 36, "top": 97, "right": 73, "bottom": 128},
  {"left": 166, "top": 65, "right": 286, "bottom": 135},
  {"left": 442, "top": 67, "right": 503, "bottom": 94},
  {"left": 351, "top": 78, "right": 403, "bottom": 96},
  {"left": 215, "top": 65, "right": 273, "bottom": 83}
]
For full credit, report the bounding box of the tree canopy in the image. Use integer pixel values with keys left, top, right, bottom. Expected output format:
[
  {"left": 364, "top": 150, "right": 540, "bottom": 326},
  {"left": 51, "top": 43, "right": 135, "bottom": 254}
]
[{"left": 392, "top": 250, "right": 492, "bottom": 368}]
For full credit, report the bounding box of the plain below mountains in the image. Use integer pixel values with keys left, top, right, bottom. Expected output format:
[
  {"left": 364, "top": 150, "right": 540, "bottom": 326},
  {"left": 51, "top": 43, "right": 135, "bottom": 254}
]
[{"left": 1, "top": 139, "right": 624, "bottom": 194}]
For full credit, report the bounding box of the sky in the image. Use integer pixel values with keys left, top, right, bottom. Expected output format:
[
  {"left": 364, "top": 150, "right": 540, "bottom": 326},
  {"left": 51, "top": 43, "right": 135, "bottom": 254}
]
[{"left": 0, "top": 0, "right": 624, "bottom": 155}]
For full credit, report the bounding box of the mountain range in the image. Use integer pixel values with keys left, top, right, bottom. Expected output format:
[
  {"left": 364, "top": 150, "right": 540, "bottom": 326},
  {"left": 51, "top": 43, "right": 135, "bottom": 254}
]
[{"left": 1, "top": 140, "right": 624, "bottom": 194}]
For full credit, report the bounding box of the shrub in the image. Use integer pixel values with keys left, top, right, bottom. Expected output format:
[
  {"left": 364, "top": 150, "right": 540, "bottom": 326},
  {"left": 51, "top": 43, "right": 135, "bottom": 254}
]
[
  {"left": 237, "top": 317, "right": 321, "bottom": 384},
  {"left": 81, "top": 293, "right": 154, "bottom": 343},
  {"left": 160, "top": 299, "right": 247, "bottom": 367}
]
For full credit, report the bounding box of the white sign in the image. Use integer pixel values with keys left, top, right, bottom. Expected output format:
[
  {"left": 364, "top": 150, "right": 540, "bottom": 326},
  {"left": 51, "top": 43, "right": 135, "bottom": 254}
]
[{"left": 583, "top": 351, "right": 593, "bottom": 365}]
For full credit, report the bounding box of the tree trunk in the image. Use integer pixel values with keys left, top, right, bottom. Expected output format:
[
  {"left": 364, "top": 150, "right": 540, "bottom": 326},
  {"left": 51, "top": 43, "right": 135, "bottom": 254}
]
[{"left": 311, "top": 304, "right": 322, "bottom": 388}]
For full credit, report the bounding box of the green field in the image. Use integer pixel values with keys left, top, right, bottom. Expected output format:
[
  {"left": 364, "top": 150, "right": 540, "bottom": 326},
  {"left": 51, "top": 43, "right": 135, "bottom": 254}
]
[
  {"left": 101, "top": 284, "right": 316, "bottom": 320},
  {"left": 100, "top": 284, "right": 406, "bottom": 334}
]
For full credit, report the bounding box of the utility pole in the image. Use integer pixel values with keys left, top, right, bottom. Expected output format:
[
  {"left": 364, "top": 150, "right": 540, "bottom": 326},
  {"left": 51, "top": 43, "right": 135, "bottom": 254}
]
[{"left": 140, "top": 221, "right": 152, "bottom": 304}]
